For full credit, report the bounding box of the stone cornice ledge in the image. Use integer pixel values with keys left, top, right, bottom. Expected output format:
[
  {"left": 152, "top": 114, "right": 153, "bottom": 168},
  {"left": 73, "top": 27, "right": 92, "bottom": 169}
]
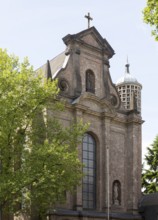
[
  {"left": 66, "top": 102, "right": 144, "bottom": 125},
  {"left": 127, "top": 113, "right": 144, "bottom": 125},
  {"left": 67, "top": 102, "right": 116, "bottom": 119},
  {"left": 48, "top": 209, "right": 142, "bottom": 220}
]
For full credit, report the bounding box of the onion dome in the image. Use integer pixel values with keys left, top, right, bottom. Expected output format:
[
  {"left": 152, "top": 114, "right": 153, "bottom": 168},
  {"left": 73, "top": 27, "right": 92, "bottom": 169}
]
[{"left": 116, "top": 62, "right": 140, "bottom": 86}]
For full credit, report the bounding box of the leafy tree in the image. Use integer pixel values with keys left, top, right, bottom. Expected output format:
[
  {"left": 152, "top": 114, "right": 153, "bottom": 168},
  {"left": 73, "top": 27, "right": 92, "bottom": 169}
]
[
  {"left": 142, "top": 135, "right": 158, "bottom": 194},
  {"left": 143, "top": 0, "right": 158, "bottom": 41},
  {"left": 0, "top": 49, "right": 87, "bottom": 219}
]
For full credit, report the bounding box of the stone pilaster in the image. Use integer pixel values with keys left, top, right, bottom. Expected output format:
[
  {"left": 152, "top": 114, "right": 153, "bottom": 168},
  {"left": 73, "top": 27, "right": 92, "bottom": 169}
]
[
  {"left": 72, "top": 45, "right": 82, "bottom": 98},
  {"left": 102, "top": 58, "right": 110, "bottom": 98},
  {"left": 126, "top": 113, "right": 142, "bottom": 213},
  {"left": 74, "top": 107, "right": 83, "bottom": 211}
]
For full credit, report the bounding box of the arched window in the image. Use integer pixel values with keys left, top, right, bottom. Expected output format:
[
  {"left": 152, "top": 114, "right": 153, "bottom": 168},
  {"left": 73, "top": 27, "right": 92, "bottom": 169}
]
[
  {"left": 82, "top": 133, "right": 96, "bottom": 209},
  {"left": 86, "top": 70, "right": 95, "bottom": 93}
]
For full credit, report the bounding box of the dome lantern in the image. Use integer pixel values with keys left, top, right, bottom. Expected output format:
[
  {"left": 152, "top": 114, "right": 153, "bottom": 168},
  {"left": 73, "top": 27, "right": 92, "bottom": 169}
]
[{"left": 116, "top": 60, "right": 142, "bottom": 113}]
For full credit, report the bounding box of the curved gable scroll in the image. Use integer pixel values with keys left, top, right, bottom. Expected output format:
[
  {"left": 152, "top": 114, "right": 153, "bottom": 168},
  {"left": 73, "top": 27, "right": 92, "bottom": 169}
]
[{"left": 72, "top": 93, "right": 116, "bottom": 116}]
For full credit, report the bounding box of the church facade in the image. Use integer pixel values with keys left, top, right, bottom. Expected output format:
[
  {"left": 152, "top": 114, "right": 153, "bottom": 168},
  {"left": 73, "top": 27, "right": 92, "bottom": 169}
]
[{"left": 39, "top": 27, "right": 143, "bottom": 220}]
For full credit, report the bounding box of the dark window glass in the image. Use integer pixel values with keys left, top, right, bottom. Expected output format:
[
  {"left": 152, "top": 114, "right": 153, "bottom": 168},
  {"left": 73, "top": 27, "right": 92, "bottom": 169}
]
[
  {"left": 88, "top": 160, "right": 94, "bottom": 167},
  {"left": 82, "top": 133, "right": 96, "bottom": 209},
  {"left": 83, "top": 143, "right": 87, "bottom": 150},
  {"left": 83, "top": 151, "right": 88, "bottom": 158},
  {"left": 89, "top": 152, "right": 94, "bottom": 159}
]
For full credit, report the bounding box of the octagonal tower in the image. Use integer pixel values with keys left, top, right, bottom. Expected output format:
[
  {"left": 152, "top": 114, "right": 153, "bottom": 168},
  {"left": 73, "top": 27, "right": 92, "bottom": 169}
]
[{"left": 116, "top": 61, "right": 142, "bottom": 113}]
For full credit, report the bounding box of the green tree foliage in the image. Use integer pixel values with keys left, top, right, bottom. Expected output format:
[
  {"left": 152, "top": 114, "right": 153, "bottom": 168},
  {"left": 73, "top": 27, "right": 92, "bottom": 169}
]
[
  {"left": 143, "top": 0, "right": 158, "bottom": 40},
  {"left": 142, "top": 135, "right": 158, "bottom": 194},
  {"left": 0, "top": 49, "right": 87, "bottom": 218}
]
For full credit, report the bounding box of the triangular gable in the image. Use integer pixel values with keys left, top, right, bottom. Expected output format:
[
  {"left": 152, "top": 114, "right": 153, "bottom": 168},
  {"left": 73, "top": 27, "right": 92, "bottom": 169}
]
[
  {"left": 81, "top": 33, "right": 102, "bottom": 49},
  {"left": 63, "top": 26, "right": 115, "bottom": 58}
]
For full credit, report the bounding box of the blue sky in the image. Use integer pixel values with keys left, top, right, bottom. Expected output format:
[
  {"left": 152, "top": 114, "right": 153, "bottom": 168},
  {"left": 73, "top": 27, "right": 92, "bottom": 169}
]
[{"left": 1, "top": 0, "right": 158, "bottom": 160}]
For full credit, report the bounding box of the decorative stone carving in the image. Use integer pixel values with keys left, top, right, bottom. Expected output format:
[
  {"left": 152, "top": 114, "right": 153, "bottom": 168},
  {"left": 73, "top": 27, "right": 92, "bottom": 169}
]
[
  {"left": 113, "top": 180, "right": 121, "bottom": 206},
  {"left": 110, "top": 94, "right": 117, "bottom": 107},
  {"left": 59, "top": 78, "right": 69, "bottom": 93}
]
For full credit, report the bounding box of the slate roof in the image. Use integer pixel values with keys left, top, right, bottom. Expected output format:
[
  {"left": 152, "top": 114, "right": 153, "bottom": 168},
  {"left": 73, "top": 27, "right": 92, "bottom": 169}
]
[
  {"left": 49, "top": 51, "right": 70, "bottom": 78},
  {"left": 140, "top": 193, "right": 158, "bottom": 206},
  {"left": 36, "top": 51, "right": 70, "bottom": 79}
]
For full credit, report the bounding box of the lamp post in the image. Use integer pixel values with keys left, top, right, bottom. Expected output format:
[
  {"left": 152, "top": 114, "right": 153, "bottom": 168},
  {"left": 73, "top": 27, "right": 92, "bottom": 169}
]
[{"left": 107, "top": 147, "right": 110, "bottom": 220}]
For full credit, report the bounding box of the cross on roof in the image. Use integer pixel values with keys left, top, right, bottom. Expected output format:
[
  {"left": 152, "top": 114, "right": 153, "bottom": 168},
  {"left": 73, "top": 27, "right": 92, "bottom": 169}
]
[{"left": 85, "top": 12, "right": 93, "bottom": 28}]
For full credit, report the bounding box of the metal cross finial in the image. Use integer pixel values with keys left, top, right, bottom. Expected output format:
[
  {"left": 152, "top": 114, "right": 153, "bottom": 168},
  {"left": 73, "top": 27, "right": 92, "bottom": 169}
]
[{"left": 85, "top": 12, "right": 93, "bottom": 28}]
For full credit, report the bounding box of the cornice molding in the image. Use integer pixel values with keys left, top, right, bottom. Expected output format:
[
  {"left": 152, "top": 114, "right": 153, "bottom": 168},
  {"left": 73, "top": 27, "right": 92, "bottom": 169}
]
[{"left": 65, "top": 100, "right": 143, "bottom": 125}]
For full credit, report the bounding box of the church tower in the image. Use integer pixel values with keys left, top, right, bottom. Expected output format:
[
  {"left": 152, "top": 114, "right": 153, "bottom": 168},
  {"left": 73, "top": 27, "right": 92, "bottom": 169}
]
[
  {"left": 116, "top": 61, "right": 142, "bottom": 113},
  {"left": 38, "top": 26, "right": 143, "bottom": 220}
]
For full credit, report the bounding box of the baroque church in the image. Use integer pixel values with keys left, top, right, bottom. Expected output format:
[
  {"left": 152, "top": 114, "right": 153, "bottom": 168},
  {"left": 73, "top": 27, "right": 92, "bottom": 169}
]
[{"left": 38, "top": 21, "right": 143, "bottom": 220}]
